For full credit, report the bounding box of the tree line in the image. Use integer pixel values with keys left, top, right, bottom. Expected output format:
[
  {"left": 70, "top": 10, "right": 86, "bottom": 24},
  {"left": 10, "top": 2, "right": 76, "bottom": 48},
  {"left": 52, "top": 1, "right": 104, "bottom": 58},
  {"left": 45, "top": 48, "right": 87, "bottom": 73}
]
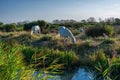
[{"left": 0, "top": 17, "right": 120, "bottom": 33}]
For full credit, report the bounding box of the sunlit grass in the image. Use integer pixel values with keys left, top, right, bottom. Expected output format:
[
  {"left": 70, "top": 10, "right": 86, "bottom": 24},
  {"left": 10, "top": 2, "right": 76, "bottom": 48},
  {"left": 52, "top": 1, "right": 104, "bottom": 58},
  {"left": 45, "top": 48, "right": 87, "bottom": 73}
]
[
  {"left": 0, "top": 41, "right": 35, "bottom": 80},
  {"left": 29, "top": 47, "right": 79, "bottom": 71}
]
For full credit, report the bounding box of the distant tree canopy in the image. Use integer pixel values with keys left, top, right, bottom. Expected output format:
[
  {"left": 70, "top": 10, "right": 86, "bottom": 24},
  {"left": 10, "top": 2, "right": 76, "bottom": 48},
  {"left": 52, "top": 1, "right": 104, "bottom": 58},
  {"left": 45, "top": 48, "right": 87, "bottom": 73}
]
[
  {"left": 87, "top": 17, "right": 96, "bottom": 23},
  {"left": 1, "top": 17, "right": 120, "bottom": 33},
  {"left": 81, "top": 20, "right": 87, "bottom": 23},
  {"left": 52, "top": 19, "right": 76, "bottom": 24},
  {"left": 114, "top": 18, "right": 120, "bottom": 25}
]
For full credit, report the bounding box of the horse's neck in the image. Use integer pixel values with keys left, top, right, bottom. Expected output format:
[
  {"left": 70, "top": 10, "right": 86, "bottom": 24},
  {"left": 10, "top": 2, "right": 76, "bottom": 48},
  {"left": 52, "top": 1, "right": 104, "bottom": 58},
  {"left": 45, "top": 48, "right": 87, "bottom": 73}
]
[{"left": 69, "top": 33, "right": 75, "bottom": 41}]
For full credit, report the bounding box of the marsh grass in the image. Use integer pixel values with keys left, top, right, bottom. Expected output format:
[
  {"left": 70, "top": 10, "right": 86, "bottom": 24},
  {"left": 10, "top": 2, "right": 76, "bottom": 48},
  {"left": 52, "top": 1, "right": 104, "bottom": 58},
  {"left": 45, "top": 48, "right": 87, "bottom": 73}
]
[
  {"left": 22, "top": 46, "right": 37, "bottom": 63},
  {"left": 74, "top": 49, "right": 120, "bottom": 79},
  {"left": 0, "top": 41, "right": 63, "bottom": 80},
  {"left": 0, "top": 41, "right": 35, "bottom": 80},
  {"left": 30, "top": 47, "right": 79, "bottom": 71},
  {"left": 89, "top": 50, "right": 120, "bottom": 80},
  {"left": 1, "top": 31, "right": 120, "bottom": 79}
]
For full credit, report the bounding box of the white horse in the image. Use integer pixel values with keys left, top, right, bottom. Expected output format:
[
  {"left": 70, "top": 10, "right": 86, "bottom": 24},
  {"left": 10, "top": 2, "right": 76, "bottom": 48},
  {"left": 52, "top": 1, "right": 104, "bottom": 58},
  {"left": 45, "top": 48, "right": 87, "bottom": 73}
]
[
  {"left": 31, "top": 25, "right": 41, "bottom": 34},
  {"left": 79, "top": 28, "right": 84, "bottom": 33},
  {"left": 79, "top": 27, "right": 87, "bottom": 40},
  {"left": 58, "top": 26, "right": 76, "bottom": 44}
]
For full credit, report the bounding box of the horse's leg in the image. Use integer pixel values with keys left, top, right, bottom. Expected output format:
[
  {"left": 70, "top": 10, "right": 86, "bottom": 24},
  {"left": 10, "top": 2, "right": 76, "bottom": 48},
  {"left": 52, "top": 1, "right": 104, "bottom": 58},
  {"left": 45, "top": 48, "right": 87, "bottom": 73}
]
[
  {"left": 65, "top": 38, "right": 67, "bottom": 44},
  {"left": 31, "top": 30, "right": 33, "bottom": 35}
]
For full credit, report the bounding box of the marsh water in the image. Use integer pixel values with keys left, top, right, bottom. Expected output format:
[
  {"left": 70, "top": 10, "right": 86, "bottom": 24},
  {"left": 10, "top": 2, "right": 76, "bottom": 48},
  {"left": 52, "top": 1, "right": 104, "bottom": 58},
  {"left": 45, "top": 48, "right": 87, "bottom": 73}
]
[
  {"left": 59, "top": 68, "right": 94, "bottom": 80},
  {"left": 34, "top": 68, "right": 94, "bottom": 80}
]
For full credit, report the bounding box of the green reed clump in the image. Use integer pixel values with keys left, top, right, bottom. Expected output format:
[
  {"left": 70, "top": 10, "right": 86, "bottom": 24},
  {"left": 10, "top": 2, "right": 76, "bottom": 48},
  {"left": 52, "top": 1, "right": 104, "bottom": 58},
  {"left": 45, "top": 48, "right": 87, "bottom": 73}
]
[
  {"left": 31, "top": 47, "right": 79, "bottom": 70},
  {"left": 93, "top": 57, "right": 120, "bottom": 80},
  {"left": 22, "top": 46, "right": 37, "bottom": 63},
  {"left": 51, "top": 50, "right": 79, "bottom": 69},
  {"left": 89, "top": 50, "right": 120, "bottom": 80},
  {"left": 110, "top": 56, "right": 120, "bottom": 80},
  {"left": 0, "top": 41, "right": 35, "bottom": 80}
]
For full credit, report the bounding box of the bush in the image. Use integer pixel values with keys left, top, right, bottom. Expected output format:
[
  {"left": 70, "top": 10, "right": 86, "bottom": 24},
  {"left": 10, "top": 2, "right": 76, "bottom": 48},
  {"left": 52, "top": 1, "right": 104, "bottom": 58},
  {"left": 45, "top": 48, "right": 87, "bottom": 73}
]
[
  {"left": 24, "top": 21, "right": 38, "bottom": 30},
  {"left": 85, "top": 25, "right": 114, "bottom": 37},
  {"left": 85, "top": 27, "right": 104, "bottom": 37},
  {"left": 3, "top": 24, "right": 17, "bottom": 32},
  {"left": 102, "top": 38, "right": 116, "bottom": 44},
  {"left": 104, "top": 25, "right": 114, "bottom": 36},
  {"left": 24, "top": 20, "right": 50, "bottom": 34}
]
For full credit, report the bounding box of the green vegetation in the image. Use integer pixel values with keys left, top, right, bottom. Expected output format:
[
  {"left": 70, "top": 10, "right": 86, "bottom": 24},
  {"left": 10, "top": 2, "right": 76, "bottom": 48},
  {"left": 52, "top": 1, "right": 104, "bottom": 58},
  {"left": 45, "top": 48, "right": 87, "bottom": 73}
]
[
  {"left": 31, "top": 48, "right": 79, "bottom": 70},
  {"left": 38, "top": 35, "right": 52, "bottom": 41},
  {"left": 93, "top": 51, "right": 120, "bottom": 80},
  {"left": 24, "top": 20, "right": 50, "bottom": 34},
  {"left": 0, "top": 34, "right": 79, "bottom": 79},
  {"left": 0, "top": 23, "right": 24, "bottom": 32},
  {"left": 102, "top": 38, "right": 116, "bottom": 44},
  {"left": 1, "top": 18, "right": 120, "bottom": 79},
  {"left": 0, "top": 41, "right": 34, "bottom": 80},
  {"left": 85, "top": 25, "right": 114, "bottom": 37}
]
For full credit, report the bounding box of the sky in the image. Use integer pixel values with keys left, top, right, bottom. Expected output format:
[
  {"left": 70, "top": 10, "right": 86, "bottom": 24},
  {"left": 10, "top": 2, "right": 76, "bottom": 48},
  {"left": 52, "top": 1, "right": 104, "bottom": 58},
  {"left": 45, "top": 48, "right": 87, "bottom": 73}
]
[{"left": 0, "top": 0, "right": 120, "bottom": 23}]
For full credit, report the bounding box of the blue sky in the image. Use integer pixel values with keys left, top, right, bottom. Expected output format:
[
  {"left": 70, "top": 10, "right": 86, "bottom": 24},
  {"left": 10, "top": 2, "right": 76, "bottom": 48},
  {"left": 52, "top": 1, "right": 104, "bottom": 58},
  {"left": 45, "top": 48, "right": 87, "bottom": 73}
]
[{"left": 0, "top": 0, "right": 120, "bottom": 23}]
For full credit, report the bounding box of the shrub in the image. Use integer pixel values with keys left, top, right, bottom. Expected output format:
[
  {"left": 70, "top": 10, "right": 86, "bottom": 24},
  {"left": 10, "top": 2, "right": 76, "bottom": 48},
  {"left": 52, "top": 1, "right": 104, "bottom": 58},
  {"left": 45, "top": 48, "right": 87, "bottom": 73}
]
[
  {"left": 3, "top": 24, "right": 17, "bottom": 32},
  {"left": 104, "top": 25, "right": 114, "bottom": 36},
  {"left": 102, "top": 38, "right": 116, "bottom": 44},
  {"left": 24, "top": 20, "right": 50, "bottom": 34},
  {"left": 85, "top": 27, "right": 104, "bottom": 37},
  {"left": 85, "top": 25, "right": 114, "bottom": 37}
]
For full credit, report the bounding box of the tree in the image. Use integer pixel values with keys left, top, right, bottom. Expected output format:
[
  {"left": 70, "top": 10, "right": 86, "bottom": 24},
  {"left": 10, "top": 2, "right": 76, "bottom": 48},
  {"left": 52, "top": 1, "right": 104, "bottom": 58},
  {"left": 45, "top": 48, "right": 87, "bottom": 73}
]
[
  {"left": 87, "top": 17, "right": 96, "bottom": 23},
  {"left": 0, "top": 22, "right": 4, "bottom": 31},
  {"left": 99, "top": 18, "right": 104, "bottom": 23},
  {"left": 52, "top": 19, "right": 60, "bottom": 24},
  {"left": 105, "top": 17, "right": 115, "bottom": 25},
  {"left": 37, "top": 20, "right": 48, "bottom": 33},
  {"left": 24, "top": 21, "right": 38, "bottom": 30},
  {"left": 81, "top": 19, "right": 86, "bottom": 23},
  {"left": 0, "top": 22, "right": 3, "bottom": 26},
  {"left": 114, "top": 18, "right": 120, "bottom": 25},
  {"left": 98, "top": 18, "right": 106, "bottom": 27}
]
